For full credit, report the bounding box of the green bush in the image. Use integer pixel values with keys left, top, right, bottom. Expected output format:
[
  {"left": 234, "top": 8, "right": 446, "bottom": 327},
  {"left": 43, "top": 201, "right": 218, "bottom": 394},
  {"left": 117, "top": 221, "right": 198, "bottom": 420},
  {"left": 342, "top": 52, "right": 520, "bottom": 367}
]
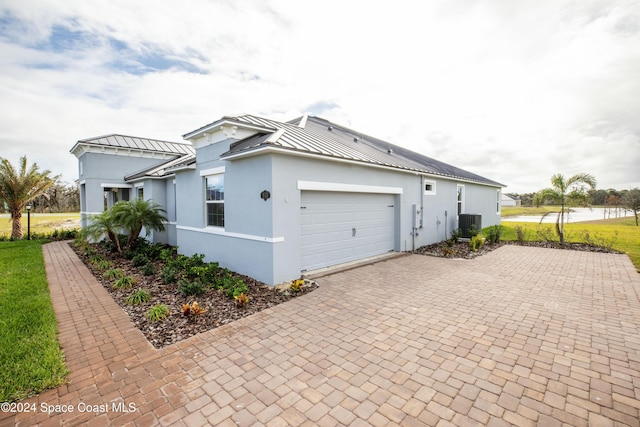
[
  {"left": 469, "top": 235, "right": 484, "bottom": 252},
  {"left": 104, "top": 268, "right": 125, "bottom": 280},
  {"left": 161, "top": 265, "right": 178, "bottom": 284},
  {"left": 131, "top": 253, "right": 149, "bottom": 267},
  {"left": 222, "top": 276, "right": 248, "bottom": 298},
  {"left": 514, "top": 225, "right": 528, "bottom": 242},
  {"left": 178, "top": 278, "right": 206, "bottom": 296},
  {"left": 146, "top": 304, "right": 170, "bottom": 322},
  {"left": 126, "top": 289, "right": 151, "bottom": 305},
  {"left": 112, "top": 275, "right": 136, "bottom": 289},
  {"left": 141, "top": 242, "right": 165, "bottom": 261},
  {"left": 484, "top": 225, "right": 504, "bottom": 244},
  {"left": 141, "top": 262, "right": 156, "bottom": 276}
]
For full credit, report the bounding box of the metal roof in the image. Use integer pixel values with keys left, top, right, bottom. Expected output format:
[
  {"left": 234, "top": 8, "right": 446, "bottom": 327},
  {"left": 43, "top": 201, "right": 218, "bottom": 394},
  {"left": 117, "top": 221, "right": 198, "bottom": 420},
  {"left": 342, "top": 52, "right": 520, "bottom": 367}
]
[
  {"left": 124, "top": 154, "right": 196, "bottom": 181},
  {"left": 222, "top": 115, "right": 505, "bottom": 187},
  {"left": 73, "top": 134, "right": 194, "bottom": 156}
]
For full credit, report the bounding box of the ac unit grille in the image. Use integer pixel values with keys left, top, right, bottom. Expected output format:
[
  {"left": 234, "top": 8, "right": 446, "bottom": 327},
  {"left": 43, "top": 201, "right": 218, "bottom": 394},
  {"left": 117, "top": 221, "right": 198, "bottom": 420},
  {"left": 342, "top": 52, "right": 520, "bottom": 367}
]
[{"left": 459, "top": 214, "right": 482, "bottom": 238}]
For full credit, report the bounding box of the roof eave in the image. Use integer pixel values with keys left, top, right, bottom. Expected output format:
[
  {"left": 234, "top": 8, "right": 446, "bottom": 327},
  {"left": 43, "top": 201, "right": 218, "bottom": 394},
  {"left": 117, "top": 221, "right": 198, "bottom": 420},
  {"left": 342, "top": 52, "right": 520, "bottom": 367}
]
[
  {"left": 182, "top": 117, "right": 277, "bottom": 140},
  {"left": 222, "top": 145, "right": 504, "bottom": 186}
]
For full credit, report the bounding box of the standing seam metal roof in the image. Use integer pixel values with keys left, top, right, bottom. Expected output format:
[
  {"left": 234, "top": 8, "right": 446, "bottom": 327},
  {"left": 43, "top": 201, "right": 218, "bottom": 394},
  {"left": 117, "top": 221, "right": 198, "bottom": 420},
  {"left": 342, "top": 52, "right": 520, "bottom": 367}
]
[
  {"left": 222, "top": 115, "right": 504, "bottom": 186},
  {"left": 75, "top": 134, "right": 194, "bottom": 156}
]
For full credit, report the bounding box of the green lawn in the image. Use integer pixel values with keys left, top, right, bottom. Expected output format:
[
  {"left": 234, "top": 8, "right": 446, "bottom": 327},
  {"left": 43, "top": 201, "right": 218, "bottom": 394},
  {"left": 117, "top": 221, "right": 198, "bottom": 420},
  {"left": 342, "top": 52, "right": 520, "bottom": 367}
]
[
  {"left": 501, "top": 205, "right": 564, "bottom": 216},
  {"left": 0, "top": 240, "right": 68, "bottom": 402},
  {"left": 500, "top": 217, "right": 640, "bottom": 272}
]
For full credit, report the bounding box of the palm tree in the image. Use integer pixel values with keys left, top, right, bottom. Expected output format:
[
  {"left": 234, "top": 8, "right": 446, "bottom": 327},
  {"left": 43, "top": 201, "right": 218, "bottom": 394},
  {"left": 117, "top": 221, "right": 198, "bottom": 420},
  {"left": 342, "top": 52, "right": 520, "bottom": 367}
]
[
  {"left": 534, "top": 173, "right": 597, "bottom": 244},
  {"left": 0, "top": 156, "right": 58, "bottom": 239},
  {"left": 112, "top": 199, "right": 167, "bottom": 250},
  {"left": 83, "top": 210, "right": 122, "bottom": 253}
]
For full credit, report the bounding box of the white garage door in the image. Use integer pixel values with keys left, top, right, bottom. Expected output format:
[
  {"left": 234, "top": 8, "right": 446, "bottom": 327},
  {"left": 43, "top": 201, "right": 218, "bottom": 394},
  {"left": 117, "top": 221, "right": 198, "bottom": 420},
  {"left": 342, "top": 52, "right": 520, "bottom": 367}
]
[{"left": 300, "top": 191, "right": 396, "bottom": 272}]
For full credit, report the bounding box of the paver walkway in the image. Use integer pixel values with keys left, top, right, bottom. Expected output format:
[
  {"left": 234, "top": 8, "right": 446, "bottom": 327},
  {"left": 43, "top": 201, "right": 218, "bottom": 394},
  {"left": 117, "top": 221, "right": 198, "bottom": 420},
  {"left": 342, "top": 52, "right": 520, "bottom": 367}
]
[{"left": 1, "top": 241, "right": 639, "bottom": 426}]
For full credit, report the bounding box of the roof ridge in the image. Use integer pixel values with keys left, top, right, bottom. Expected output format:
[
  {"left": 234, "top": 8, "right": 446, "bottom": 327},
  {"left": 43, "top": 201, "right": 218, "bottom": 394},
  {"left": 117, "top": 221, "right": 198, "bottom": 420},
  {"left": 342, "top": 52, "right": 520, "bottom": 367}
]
[{"left": 78, "top": 133, "right": 190, "bottom": 146}]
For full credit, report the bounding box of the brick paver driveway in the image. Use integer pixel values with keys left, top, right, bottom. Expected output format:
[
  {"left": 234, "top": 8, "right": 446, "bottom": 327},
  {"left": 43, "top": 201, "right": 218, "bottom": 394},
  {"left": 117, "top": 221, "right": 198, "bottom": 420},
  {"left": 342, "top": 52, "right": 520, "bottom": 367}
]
[{"left": 3, "top": 242, "right": 639, "bottom": 426}]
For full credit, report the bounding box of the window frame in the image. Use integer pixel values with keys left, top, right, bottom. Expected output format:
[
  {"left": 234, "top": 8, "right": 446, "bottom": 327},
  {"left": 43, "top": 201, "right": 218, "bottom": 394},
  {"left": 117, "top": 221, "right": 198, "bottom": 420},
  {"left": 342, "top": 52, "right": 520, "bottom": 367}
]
[
  {"left": 423, "top": 179, "right": 437, "bottom": 196},
  {"left": 204, "top": 174, "right": 225, "bottom": 228},
  {"left": 456, "top": 184, "right": 465, "bottom": 217}
]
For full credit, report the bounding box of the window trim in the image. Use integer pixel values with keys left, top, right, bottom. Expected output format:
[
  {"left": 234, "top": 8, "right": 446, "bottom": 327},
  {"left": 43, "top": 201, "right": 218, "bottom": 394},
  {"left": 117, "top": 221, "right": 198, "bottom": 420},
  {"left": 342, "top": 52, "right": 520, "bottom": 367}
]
[
  {"left": 204, "top": 174, "right": 225, "bottom": 228},
  {"left": 424, "top": 179, "right": 436, "bottom": 196},
  {"left": 496, "top": 189, "right": 501, "bottom": 215},
  {"left": 457, "top": 184, "right": 465, "bottom": 217}
]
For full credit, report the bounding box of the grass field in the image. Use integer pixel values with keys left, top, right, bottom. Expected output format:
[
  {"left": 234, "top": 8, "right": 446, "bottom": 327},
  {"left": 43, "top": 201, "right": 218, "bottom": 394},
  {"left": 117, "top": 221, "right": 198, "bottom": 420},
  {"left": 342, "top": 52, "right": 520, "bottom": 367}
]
[
  {"left": 0, "top": 240, "right": 68, "bottom": 402},
  {"left": 500, "top": 217, "right": 640, "bottom": 271},
  {"left": 0, "top": 212, "right": 80, "bottom": 239},
  {"left": 501, "top": 205, "right": 564, "bottom": 216}
]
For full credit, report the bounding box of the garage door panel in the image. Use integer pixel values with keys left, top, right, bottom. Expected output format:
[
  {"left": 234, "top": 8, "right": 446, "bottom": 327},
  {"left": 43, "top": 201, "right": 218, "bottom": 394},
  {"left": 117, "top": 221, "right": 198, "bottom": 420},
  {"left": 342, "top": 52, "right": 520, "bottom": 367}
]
[{"left": 301, "top": 191, "right": 395, "bottom": 271}]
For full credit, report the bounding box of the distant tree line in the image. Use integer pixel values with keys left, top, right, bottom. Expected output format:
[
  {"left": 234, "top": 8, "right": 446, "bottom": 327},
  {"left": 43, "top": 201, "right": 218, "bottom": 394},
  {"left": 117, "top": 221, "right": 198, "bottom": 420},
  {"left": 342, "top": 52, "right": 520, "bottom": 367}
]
[
  {"left": 507, "top": 188, "right": 636, "bottom": 207},
  {"left": 507, "top": 187, "right": 640, "bottom": 226}
]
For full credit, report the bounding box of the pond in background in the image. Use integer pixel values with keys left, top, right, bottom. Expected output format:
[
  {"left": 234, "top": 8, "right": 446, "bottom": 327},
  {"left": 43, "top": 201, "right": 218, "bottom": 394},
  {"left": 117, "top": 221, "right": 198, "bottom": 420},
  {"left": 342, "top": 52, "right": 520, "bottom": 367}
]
[{"left": 502, "top": 207, "right": 630, "bottom": 223}]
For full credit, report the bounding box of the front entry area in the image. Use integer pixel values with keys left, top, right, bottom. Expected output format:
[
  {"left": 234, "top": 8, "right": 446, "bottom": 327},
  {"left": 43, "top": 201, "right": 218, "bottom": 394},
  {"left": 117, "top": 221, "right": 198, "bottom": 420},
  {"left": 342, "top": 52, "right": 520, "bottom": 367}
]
[{"left": 300, "top": 191, "right": 396, "bottom": 272}]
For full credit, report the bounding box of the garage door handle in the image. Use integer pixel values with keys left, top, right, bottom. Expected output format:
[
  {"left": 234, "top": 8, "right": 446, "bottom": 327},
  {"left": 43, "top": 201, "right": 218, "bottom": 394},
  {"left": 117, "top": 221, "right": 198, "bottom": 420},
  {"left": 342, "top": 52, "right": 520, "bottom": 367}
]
[{"left": 352, "top": 227, "right": 356, "bottom": 237}]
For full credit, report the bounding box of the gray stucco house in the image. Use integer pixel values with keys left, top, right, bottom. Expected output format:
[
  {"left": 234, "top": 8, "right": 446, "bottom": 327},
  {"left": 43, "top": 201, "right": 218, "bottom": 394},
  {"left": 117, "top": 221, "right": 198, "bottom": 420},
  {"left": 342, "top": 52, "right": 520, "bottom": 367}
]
[{"left": 71, "top": 114, "right": 504, "bottom": 285}]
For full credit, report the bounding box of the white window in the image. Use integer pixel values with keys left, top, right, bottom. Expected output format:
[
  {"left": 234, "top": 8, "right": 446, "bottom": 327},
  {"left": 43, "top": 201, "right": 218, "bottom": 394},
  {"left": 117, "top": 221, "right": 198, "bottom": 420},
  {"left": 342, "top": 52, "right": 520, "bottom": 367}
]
[
  {"left": 424, "top": 179, "right": 436, "bottom": 196},
  {"left": 205, "top": 174, "right": 224, "bottom": 227},
  {"left": 136, "top": 186, "right": 144, "bottom": 201},
  {"left": 457, "top": 184, "right": 465, "bottom": 217},
  {"left": 496, "top": 189, "right": 501, "bottom": 214}
]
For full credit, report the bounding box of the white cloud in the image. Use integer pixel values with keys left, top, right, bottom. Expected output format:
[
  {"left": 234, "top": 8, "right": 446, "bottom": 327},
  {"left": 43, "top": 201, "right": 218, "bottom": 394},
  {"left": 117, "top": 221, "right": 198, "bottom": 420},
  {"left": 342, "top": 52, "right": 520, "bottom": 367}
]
[{"left": 0, "top": 0, "right": 638, "bottom": 191}]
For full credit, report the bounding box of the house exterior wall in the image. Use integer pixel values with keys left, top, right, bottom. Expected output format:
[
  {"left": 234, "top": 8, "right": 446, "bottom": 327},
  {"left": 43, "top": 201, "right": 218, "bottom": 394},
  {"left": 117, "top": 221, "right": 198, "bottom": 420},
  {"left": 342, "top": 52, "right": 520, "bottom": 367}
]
[
  {"left": 78, "top": 152, "right": 166, "bottom": 222},
  {"left": 74, "top": 128, "right": 503, "bottom": 286},
  {"left": 173, "top": 142, "right": 502, "bottom": 285},
  {"left": 175, "top": 137, "right": 280, "bottom": 283}
]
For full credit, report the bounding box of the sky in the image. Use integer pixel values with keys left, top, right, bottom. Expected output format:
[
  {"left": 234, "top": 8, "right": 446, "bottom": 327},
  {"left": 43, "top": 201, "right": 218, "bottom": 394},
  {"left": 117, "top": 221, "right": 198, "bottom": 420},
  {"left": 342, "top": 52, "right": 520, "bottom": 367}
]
[{"left": 0, "top": 0, "right": 638, "bottom": 193}]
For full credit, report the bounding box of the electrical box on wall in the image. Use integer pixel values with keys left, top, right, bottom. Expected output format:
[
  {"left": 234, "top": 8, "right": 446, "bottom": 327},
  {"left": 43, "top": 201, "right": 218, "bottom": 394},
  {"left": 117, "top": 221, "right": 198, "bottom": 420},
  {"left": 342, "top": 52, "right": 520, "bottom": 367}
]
[{"left": 412, "top": 204, "right": 423, "bottom": 228}]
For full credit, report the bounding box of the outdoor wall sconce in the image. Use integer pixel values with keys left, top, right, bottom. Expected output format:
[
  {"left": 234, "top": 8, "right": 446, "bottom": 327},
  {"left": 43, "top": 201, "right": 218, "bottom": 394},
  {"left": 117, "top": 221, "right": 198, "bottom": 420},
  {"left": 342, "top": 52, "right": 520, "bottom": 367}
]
[{"left": 260, "top": 190, "right": 271, "bottom": 201}]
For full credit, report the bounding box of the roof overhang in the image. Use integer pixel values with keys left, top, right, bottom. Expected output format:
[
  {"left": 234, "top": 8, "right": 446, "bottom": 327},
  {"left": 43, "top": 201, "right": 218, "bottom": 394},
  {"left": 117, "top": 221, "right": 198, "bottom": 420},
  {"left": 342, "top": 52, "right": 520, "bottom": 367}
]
[
  {"left": 182, "top": 117, "right": 276, "bottom": 141},
  {"left": 221, "top": 145, "right": 505, "bottom": 187}
]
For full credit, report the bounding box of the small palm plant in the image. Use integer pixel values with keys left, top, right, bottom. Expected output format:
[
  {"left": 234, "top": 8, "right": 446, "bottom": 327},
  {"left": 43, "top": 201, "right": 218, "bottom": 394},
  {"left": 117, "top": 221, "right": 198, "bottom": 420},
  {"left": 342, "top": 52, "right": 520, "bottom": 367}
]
[
  {"left": 112, "top": 199, "right": 167, "bottom": 251},
  {"left": 534, "top": 173, "right": 597, "bottom": 244},
  {"left": 83, "top": 210, "right": 123, "bottom": 253}
]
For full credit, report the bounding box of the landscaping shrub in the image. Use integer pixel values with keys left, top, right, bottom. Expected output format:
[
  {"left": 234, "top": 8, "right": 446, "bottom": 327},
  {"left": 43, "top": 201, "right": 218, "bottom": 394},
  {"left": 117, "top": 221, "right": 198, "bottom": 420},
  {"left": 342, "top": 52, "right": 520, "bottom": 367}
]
[
  {"left": 131, "top": 253, "right": 149, "bottom": 267},
  {"left": 126, "top": 289, "right": 151, "bottom": 305},
  {"left": 141, "top": 262, "right": 156, "bottom": 276},
  {"left": 514, "top": 225, "right": 528, "bottom": 243},
  {"left": 185, "top": 262, "right": 219, "bottom": 283},
  {"left": 536, "top": 225, "right": 558, "bottom": 243},
  {"left": 104, "top": 268, "right": 125, "bottom": 280},
  {"left": 161, "top": 265, "right": 178, "bottom": 284},
  {"left": 484, "top": 225, "right": 504, "bottom": 244},
  {"left": 146, "top": 304, "right": 170, "bottom": 322},
  {"left": 222, "top": 276, "right": 248, "bottom": 298},
  {"left": 112, "top": 275, "right": 136, "bottom": 289},
  {"left": 469, "top": 235, "right": 484, "bottom": 252},
  {"left": 178, "top": 278, "right": 206, "bottom": 297},
  {"left": 140, "top": 242, "right": 165, "bottom": 261}
]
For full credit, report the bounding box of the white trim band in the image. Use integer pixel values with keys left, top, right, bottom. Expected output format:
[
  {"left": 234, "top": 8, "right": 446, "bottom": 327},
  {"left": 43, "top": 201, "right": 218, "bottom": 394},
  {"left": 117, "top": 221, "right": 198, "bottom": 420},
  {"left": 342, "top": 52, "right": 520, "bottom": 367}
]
[
  {"left": 200, "top": 166, "right": 226, "bottom": 176},
  {"left": 100, "top": 183, "right": 133, "bottom": 188},
  {"left": 177, "top": 225, "right": 284, "bottom": 243},
  {"left": 297, "top": 181, "right": 403, "bottom": 194}
]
